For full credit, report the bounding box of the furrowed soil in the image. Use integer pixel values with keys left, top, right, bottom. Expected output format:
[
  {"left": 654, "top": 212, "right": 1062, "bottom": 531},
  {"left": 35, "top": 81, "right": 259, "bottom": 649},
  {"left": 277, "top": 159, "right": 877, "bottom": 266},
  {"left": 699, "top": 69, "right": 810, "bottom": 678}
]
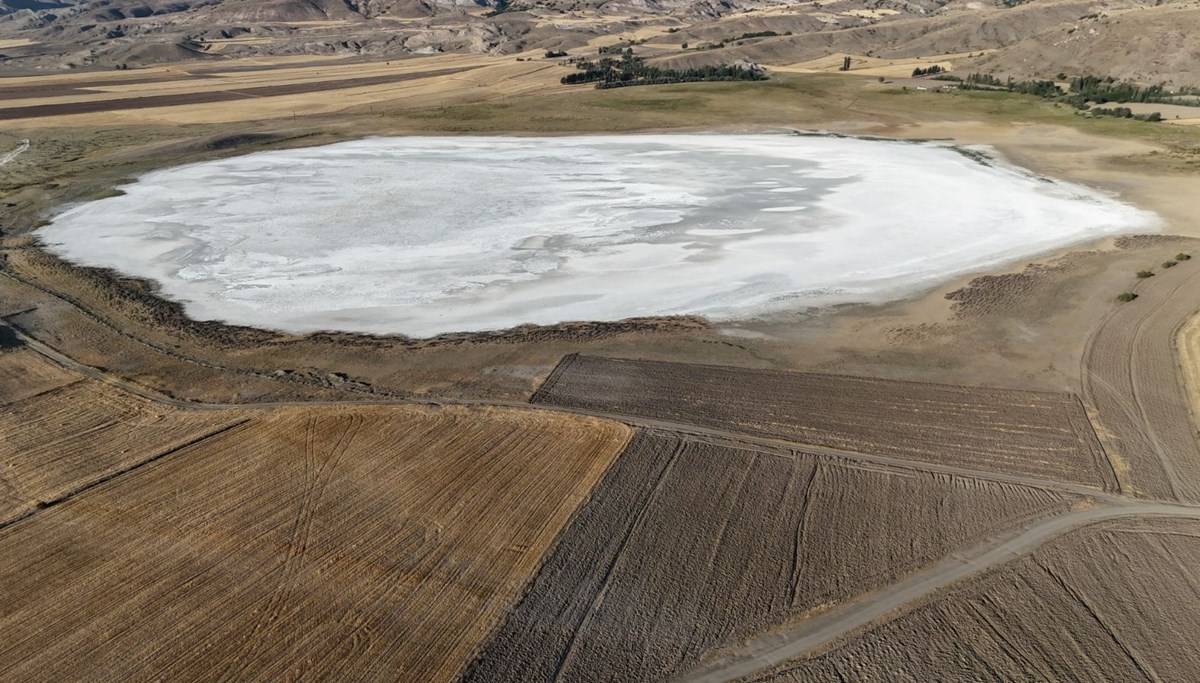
[
  {"left": 753, "top": 516, "right": 1200, "bottom": 682},
  {"left": 0, "top": 404, "right": 630, "bottom": 682},
  {"left": 0, "top": 346, "right": 76, "bottom": 404},
  {"left": 0, "top": 380, "right": 242, "bottom": 526},
  {"left": 534, "top": 355, "right": 1116, "bottom": 491},
  {"left": 1083, "top": 250, "right": 1200, "bottom": 501},
  {"left": 463, "top": 429, "right": 1076, "bottom": 683}
]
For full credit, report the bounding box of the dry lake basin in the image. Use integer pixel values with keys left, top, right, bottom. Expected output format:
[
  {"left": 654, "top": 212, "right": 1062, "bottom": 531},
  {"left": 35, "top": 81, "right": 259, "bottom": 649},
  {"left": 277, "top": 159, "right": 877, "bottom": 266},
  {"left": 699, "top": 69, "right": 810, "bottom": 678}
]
[{"left": 36, "top": 133, "right": 1159, "bottom": 337}]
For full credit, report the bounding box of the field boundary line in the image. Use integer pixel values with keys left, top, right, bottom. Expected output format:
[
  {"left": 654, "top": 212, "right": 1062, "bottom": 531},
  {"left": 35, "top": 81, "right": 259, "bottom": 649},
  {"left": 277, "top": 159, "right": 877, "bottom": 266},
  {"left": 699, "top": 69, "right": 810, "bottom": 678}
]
[
  {"left": 1069, "top": 394, "right": 1123, "bottom": 494},
  {"left": 0, "top": 418, "right": 251, "bottom": 533},
  {"left": 8, "top": 323, "right": 1142, "bottom": 503},
  {"left": 530, "top": 352, "right": 578, "bottom": 404}
]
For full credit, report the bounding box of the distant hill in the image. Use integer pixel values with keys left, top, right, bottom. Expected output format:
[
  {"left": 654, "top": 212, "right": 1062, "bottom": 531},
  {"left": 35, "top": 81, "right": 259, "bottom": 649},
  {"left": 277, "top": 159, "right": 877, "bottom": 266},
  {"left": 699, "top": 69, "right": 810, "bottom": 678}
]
[{"left": 1, "top": 0, "right": 1197, "bottom": 87}]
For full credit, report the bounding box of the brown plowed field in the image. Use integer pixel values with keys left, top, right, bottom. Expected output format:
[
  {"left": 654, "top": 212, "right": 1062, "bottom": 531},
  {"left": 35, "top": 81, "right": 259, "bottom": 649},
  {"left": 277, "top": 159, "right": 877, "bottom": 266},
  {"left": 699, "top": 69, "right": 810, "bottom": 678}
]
[
  {"left": 755, "top": 517, "right": 1200, "bottom": 682},
  {"left": 0, "top": 381, "right": 241, "bottom": 525},
  {"left": 0, "top": 404, "right": 629, "bottom": 682},
  {"left": 0, "top": 67, "right": 474, "bottom": 121},
  {"left": 1085, "top": 260, "right": 1200, "bottom": 501},
  {"left": 0, "top": 347, "right": 76, "bottom": 404},
  {"left": 463, "top": 430, "right": 1076, "bottom": 683},
  {"left": 534, "top": 355, "right": 1116, "bottom": 490}
]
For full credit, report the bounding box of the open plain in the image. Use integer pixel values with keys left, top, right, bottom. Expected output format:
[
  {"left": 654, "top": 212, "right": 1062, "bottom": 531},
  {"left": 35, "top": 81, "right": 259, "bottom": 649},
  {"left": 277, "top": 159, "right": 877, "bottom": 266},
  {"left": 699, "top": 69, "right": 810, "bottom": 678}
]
[{"left": 3, "top": 1, "right": 1200, "bottom": 678}]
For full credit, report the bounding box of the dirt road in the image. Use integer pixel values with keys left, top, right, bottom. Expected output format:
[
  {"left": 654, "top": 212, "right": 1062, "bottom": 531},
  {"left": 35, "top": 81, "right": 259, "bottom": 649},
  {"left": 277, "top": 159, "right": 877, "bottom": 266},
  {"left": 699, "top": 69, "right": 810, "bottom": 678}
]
[{"left": 676, "top": 501, "right": 1200, "bottom": 683}]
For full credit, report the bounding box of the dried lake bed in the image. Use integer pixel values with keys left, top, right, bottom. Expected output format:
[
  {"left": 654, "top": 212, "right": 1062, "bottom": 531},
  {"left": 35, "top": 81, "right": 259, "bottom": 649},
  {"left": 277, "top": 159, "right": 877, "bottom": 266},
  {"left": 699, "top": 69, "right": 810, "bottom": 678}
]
[{"left": 38, "top": 134, "right": 1160, "bottom": 337}]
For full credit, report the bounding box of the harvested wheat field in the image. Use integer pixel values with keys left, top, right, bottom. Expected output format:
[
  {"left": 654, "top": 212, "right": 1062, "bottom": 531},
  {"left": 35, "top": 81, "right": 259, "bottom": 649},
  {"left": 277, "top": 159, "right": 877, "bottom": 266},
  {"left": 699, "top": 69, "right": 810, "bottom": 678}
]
[
  {"left": 534, "top": 355, "right": 1115, "bottom": 490},
  {"left": 463, "top": 430, "right": 1077, "bottom": 683},
  {"left": 0, "top": 380, "right": 243, "bottom": 526},
  {"left": 0, "top": 346, "right": 76, "bottom": 405},
  {"left": 755, "top": 516, "right": 1200, "bottom": 682},
  {"left": 0, "top": 404, "right": 629, "bottom": 682}
]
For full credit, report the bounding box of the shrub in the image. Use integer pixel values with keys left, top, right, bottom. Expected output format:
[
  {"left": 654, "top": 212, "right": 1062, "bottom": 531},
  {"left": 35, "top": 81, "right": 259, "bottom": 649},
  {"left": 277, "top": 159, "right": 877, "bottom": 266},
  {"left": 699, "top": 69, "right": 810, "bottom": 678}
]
[
  {"left": 1164, "top": 260, "right": 1178, "bottom": 268},
  {"left": 1117, "top": 292, "right": 1138, "bottom": 302},
  {"left": 1177, "top": 253, "right": 1192, "bottom": 261},
  {"left": 1136, "top": 270, "right": 1155, "bottom": 278}
]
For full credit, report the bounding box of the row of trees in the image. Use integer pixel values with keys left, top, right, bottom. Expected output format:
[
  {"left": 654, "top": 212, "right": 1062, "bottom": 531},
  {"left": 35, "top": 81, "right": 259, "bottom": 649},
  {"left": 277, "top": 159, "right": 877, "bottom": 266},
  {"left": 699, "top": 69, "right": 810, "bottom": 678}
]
[
  {"left": 911, "top": 65, "right": 943, "bottom": 77},
  {"left": 562, "top": 50, "right": 766, "bottom": 88},
  {"left": 959, "top": 72, "right": 1199, "bottom": 110}
]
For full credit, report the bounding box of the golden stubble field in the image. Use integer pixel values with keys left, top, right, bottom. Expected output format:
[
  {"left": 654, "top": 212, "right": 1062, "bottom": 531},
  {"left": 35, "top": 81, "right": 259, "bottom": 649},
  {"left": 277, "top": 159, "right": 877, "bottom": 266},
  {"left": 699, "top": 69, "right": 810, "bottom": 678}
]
[{"left": 0, "top": 392, "right": 631, "bottom": 682}]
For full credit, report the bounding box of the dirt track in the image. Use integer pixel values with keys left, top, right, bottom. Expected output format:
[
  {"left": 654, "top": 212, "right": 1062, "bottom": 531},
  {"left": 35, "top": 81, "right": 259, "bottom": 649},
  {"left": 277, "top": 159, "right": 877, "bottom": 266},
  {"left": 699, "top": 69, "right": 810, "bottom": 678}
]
[
  {"left": 679, "top": 502, "right": 1200, "bottom": 682},
  {"left": 736, "top": 515, "right": 1200, "bottom": 682}
]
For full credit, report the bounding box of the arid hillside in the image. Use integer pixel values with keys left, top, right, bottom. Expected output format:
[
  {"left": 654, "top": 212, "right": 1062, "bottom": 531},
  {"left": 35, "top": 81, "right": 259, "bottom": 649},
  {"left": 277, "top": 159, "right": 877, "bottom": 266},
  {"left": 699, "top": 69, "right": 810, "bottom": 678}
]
[{"left": 3, "top": 0, "right": 1199, "bottom": 86}]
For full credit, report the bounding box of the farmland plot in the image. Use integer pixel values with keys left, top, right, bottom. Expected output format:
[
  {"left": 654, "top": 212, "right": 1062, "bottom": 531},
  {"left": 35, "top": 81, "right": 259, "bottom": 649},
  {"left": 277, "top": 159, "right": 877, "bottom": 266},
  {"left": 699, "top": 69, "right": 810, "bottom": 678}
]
[
  {"left": 0, "top": 405, "right": 629, "bottom": 682},
  {"left": 756, "top": 517, "right": 1200, "bottom": 682},
  {"left": 463, "top": 430, "right": 1077, "bottom": 683},
  {"left": 0, "top": 347, "right": 76, "bottom": 404},
  {"left": 0, "top": 381, "right": 240, "bottom": 525},
  {"left": 534, "top": 355, "right": 1116, "bottom": 490}
]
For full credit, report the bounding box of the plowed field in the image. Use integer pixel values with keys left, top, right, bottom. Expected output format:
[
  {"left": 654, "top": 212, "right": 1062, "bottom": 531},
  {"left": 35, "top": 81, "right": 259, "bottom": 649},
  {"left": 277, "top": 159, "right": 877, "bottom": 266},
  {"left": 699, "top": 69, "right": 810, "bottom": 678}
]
[
  {"left": 1084, "top": 259, "right": 1200, "bottom": 501},
  {"left": 533, "top": 355, "right": 1116, "bottom": 490},
  {"left": 0, "top": 404, "right": 630, "bottom": 682},
  {"left": 463, "top": 430, "right": 1076, "bottom": 682},
  {"left": 756, "top": 517, "right": 1200, "bottom": 682},
  {"left": 0, "top": 381, "right": 240, "bottom": 525}
]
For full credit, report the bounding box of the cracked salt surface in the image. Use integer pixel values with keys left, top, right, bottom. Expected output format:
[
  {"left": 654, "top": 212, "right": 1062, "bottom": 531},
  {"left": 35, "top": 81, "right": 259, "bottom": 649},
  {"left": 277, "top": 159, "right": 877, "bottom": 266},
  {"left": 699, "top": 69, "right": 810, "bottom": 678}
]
[{"left": 38, "top": 134, "right": 1159, "bottom": 337}]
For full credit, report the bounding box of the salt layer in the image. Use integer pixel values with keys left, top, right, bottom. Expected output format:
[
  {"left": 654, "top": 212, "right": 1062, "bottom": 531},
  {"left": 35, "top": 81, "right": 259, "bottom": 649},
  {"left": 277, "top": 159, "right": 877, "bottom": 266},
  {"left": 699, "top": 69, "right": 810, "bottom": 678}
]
[{"left": 37, "top": 134, "right": 1159, "bottom": 337}]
